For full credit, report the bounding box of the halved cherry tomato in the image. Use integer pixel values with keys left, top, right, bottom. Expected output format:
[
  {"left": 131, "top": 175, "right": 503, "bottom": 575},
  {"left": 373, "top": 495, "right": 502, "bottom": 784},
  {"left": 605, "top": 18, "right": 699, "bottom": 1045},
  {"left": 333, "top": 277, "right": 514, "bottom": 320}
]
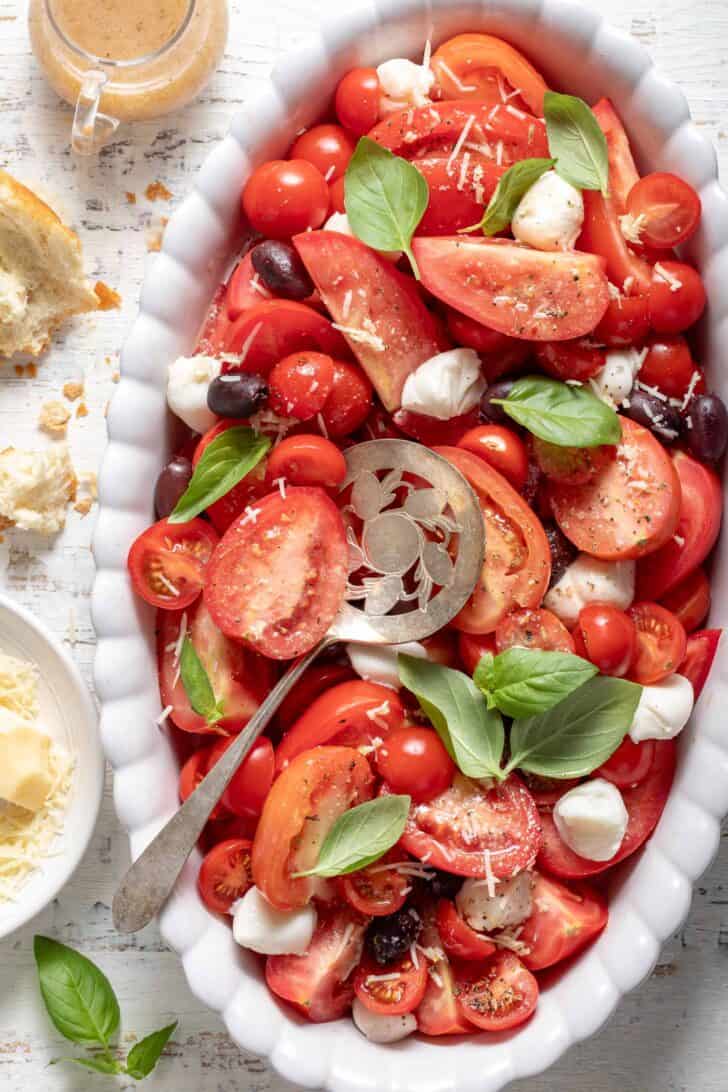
[
  {"left": 413, "top": 237, "right": 610, "bottom": 341},
  {"left": 193, "top": 419, "right": 270, "bottom": 534},
  {"left": 266, "top": 906, "right": 367, "bottom": 1021},
  {"left": 572, "top": 604, "right": 636, "bottom": 677},
  {"left": 242, "top": 159, "right": 329, "bottom": 239},
  {"left": 339, "top": 849, "right": 411, "bottom": 917},
  {"left": 335, "top": 67, "right": 380, "bottom": 135},
  {"left": 277, "top": 663, "right": 356, "bottom": 730},
  {"left": 520, "top": 873, "right": 608, "bottom": 971},
  {"left": 496, "top": 608, "right": 574, "bottom": 654},
  {"left": 179, "top": 746, "right": 228, "bottom": 821},
  {"left": 626, "top": 173, "right": 701, "bottom": 249},
  {"left": 594, "top": 292, "right": 651, "bottom": 347},
  {"left": 197, "top": 837, "right": 253, "bottom": 914},
  {"left": 253, "top": 746, "right": 373, "bottom": 910},
  {"left": 319, "top": 359, "right": 373, "bottom": 437},
  {"left": 268, "top": 351, "right": 335, "bottom": 420},
  {"left": 205, "top": 736, "right": 275, "bottom": 818},
  {"left": 532, "top": 438, "right": 616, "bottom": 486},
  {"left": 592, "top": 99, "right": 639, "bottom": 210},
  {"left": 223, "top": 300, "right": 349, "bottom": 376},
  {"left": 648, "top": 261, "right": 706, "bottom": 334},
  {"left": 596, "top": 737, "right": 655, "bottom": 789},
  {"left": 354, "top": 953, "right": 428, "bottom": 1015},
  {"left": 415, "top": 908, "right": 472, "bottom": 1036},
  {"left": 538, "top": 740, "right": 676, "bottom": 879},
  {"left": 128, "top": 517, "right": 218, "bottom": 610},
  {"left": 678, "top": 628, "right": 722, "bottom": 700},
  {"left": 414, "top": 153, "right": 502, "bottom": 235},
  {"left": 431, "top": 33, "right": 548, "bottom": 114},
  {"left": 227, "top": 251, "right": 272, "bottom": 320},
  {"left": 436, "top": 899, "right": 496, "bottom": 961},
  {"left": 276, "top": 680, "right": 405, "bottom": 771},
  {"left": 376, "top": 726, "right": 455, "bottom": 803},
  {"left": 520, "top": 772, "right": 581, "bottom": 808},
  {"left": 638, "top": 335, "right": 703, "bottom": 401},
  {"left": 396, "top": 772, "right": 541, "bottom": 879},
  {"left": 457, "top": 425, "right": 529, "bottom": 491},
  {"left": 294, "top": 230, "right": 443, "bottom": 411},
  {"left": 454, "top": 951, "right": 538, "bottom": 1031},
  {"left": 660, "top": 567, "right": 711, "bottom": 633},
  {"left": 578, "top": 189, "right": 652, "bottom": 295},
  {"left": 205, "top": 487, "right": 348, "bottom": 659},
  {"left": 636, "top": 449, "right": 721, "bottom": 600},
  {"left": 201, "top": 811, "right": 258, "bottom": 854},
  {"left": 289, "top": 124, "right": 355, "bottom": 182},
  {"left": 457, "top": 631, "right": 496, "bottom": 675},
  {"left": 535, "top": 339, "right": 605, "bottom": 382},
  {"left": 549, "top": 417, "right": 681, "bottom": 561},
  {"left": 435, "top": 447, "right": 551, "bottom": 634},
  {"left": 627, "top": 602, "right": 687, "bottom": 685},
  {"left": 265, "top": 434, "right": 347, "bottom": 489}
]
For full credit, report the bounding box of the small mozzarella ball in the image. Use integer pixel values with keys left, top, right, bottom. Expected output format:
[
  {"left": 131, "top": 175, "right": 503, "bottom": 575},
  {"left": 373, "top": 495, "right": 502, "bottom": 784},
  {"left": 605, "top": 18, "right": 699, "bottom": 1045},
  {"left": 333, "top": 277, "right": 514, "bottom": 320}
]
[
  {"left": 456, "top": 871, "right": 533, "bottom": 933},
  {"left": 376, "top": 58, "right": 435, "bottom": 108},
  {"left": 323, "top": 212, "right": 401, "bottom": 263},
  {"left": 232, "top": 886, "right": 316, "bottom": 955},
  {"left": 544, "top": 554, "right": 635, "bottom": 628},
  {"left": 511, "top": 170, "right": 584, "bottom": 252},
  {"left": 167, "top": 354, "right": 221, "bottom": 434},
  {"left": 629, "top": 674, "right": 694, "bottom": 744},
  {"left": 401, "top": 349, "right": 485, "bottom": 420},
  {"left": 347, "top": 641, "right": 427, "bottom": 690},
  {"left": 554, "top": 779, "right": 628, "bottom": 862},
  {"left": 591, "top": 347, "right": 647, "bottom": 409},
  {"left": 352, "top": 997, "right": 417, "bottom": 1043}
]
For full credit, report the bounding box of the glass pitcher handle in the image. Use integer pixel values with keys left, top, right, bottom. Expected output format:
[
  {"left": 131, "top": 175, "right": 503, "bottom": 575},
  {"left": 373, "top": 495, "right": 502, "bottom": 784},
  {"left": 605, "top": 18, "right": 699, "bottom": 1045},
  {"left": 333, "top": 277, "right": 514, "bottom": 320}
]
[{"left": 71, "top": 70, "right": 119, "bottom": 155}]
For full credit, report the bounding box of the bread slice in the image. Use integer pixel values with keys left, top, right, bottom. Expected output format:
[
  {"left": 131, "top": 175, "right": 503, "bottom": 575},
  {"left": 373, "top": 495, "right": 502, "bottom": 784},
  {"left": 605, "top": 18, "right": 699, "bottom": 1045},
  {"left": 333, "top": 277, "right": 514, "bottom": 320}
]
[{"left": 0, "top": 170, "right": 99, "bottom": 359}]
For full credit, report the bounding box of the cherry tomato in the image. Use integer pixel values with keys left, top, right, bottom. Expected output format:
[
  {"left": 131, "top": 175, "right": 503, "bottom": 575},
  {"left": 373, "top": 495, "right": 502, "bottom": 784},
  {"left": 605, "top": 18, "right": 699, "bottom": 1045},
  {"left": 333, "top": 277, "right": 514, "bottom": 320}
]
[
  {"left": 203, "top": 736, "right": 275, "bottom": 818},
  {"left": 596, "top": 737, "right": 656, "bottom": 788},
  {"left": 626, "top": 172, "right": 701, "bottom": 249},
  {"left": 179, "top": 746, "right": 228, "bottom": 821},
  {"left": 266, "top": 435, "right": 347, "bottom": 489},
  {"left": 223, "top": 300, "right": 349, "bottom": 377},
  {"left": 354, "top": 953, "right": 428, "bottom": 1015},
  {"left": 495, "top": 608, "right": 574, "bottom": 654},
  {"left": 535, "top": 339, "right": 605, "bottom": 382},
  {"left": 678, "top": 628, "right": 722, "bottom": 700},
  {"left": 193, "top": 419, "right": 270, "bottom": 534},
  {"left": 638, "top": 335, "right": 703, "bottom": 401},
  {"left": 627, "top": 602, "right": 687, "bottom": 685},
  {"left": 339, "top": 849, "right": 411, "bottom": 917},
  {"left": 648, "top": 261, "right": 706, "bottom": 334},
  {"left": 128, "top": 517, "right": 218, "bottom": 610},
  {"left": 376, "top": 726, "right": 455, "bottom": 803},
  {"left": 335, "top": 67, "right": 380, "bottom": 135},
  {"left": 573, "top": 604, "right": 636, "bottom": 676},
  {"left": 319, "top": 359, "right": 373, "bottom": 437},
  {"left": 415, "top": 906, "right": 472, "bottom": 1036},
  {"left": 197, "top": 837, "right": 253, "bottom": 914},
  {"left": 289, "top": 124, "right": 355, "bottom": 182},
  {"left": 660, "top": 567, "right": 711, "bottom": 634},
  {"left": 436, "top": 899, "right": 496, "bottom": 961},
  {"left": 520, "top": 873, "right": 608, "bottom": 971},
  {"left": 268, "top": 351, "right": 335, "bottom": 420},
  {"left": 242, "top": 159, "right": 329, "bottom": 239},
  {"left": 532, "top": 438, "right": 616, "bottom": 486},
  {"left": 431, "top": 32, "right": 548, "bottom": 114},
  {"left": 456, "top": 425, "right": 529, "bottom": 490},
  {"left": 457, "top": 631, "right": 496, "bottom": 675},
  {"left": 328, "top": 175, "right": 346, "bottom": 214},
  {"left": 445, "top": 308, "right": 513, "bottom": 354},
  {"left": 593, "top": 292, "right": 651, "bottom": 347},
  {"left": 454, "top": 952, "right": 538, "bottom": 1032},
  {"left": 277, "top": 663, "right": 356, "bottom": 730}
]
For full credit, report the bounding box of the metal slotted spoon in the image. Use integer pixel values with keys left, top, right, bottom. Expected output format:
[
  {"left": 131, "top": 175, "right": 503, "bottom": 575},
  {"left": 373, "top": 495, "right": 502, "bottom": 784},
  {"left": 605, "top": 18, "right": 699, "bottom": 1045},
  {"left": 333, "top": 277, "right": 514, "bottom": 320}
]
[{"left": 112, "top": 439, "right": 485, "bottom": 933}]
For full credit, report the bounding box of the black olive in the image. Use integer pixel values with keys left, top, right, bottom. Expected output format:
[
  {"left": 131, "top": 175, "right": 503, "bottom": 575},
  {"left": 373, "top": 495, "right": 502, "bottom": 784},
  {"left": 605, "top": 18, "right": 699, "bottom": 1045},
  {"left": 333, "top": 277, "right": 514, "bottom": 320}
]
[
  {"left": 624, "top": 388, "right": 681, "bottom": 443},
  {"left": 154, "top": 456, "right": 193, "bottom": 519},
  {"left": 423, "top": 869, "right": 463, "bottom": 900},
  {"left": 544, "top": 522, "right": 577, "bottom": 588},
  {"left": 366, "top": 906, "right": 422, "bottom": 966},
  {"left": 207, "top": 373, "right": 268, "bottom": 419},
  {"left": 251, "top": 240, "right": 314, "bottom": 301},
  {"left": 480, "top": 379, "right": 515, "bottom": 425},
  {"left": 683, "top": 393, "right": 728, "bottom": 462}
]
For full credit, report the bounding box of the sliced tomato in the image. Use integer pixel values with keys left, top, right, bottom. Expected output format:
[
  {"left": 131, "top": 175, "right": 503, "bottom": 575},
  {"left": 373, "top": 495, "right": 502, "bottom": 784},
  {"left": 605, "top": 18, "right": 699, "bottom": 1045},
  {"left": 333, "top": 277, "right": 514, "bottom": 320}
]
[
  {"left": 520, "top": 873, "right": 608, "bottom": 971},
  {"left": 354, "top": 953, "right": 428, "bottom": 1015},
  {"left": 227, "top": 251, "right": 272, "bottom": 320},
  {"left": 266, "top": 905, "right": 367, "bottom": 1022},
  {"left": 454, "top": 951, "right": 538, "bottom": 1031},
  {"left": 414, "top": 153, "right": 503, "bottom": 235},
  {"left": 495, "top": 608, "right": 575, "bottom": 654},
  {"left": 436, "top": 899, "right": 496, "bottom": 961},
  {"left": 275, "top": 680, "right": 405, "bottom": 771},
  {"left": 277, "top": 663, "right": 356, "bottom": 730},
  {"left": 627, "top": 602, "right": 687, "bottom": 685},
  {"left": 204, "top": 487, "right": 348, "bottom": 659},
  {"left": 578, "top": 189, "right": 652, "bottom": 295},
  {"left": 596, "top": 737, "right": 656, "bottom": 789},
  {"left": 415, "top": 905, "right": 472, "bottom": 1036},
  {"left": 538, "top": 741, "right": 676, "bottom": 879},
  {"left": 660, "top": 567, "right": 711, "bottom": 634},
  {"left": 678, "top": 629, "right": 721, "bottom": 700},
  {"left": 626, "top": 173, "right": 701, "bottom": 250},
  {"left": 252, "top": 745, "right": 373, "bottom": 910},
  {"left": 397, "top": 773, "right": 541, "bottom": 879},
  {"left": 293, "top": 230, "right": 443, "bottom": 411},
  {"left": 548, "top": 417, "right": 681, "bottom": 561},
  {"left": 413, "top": 237, "right": 609, "bottom": 341},
  {"left": 592, "top": 98, "right": 640, "bottom": 210},
  {"left": 431, "top": 33, "right": 548, "bottom": 114},
  {"left": 636, "top": 449, "right": 722, "bottom": 600},
  {"left": 222, "top": 300, "right": 349, "bottom": 376},
  {"left": 128, "top": 517, "right": 218, "bottom": 610},
  {"left": 435, "top": 447, "right": 551, "bottom": 634},
  {"left": 197, "top": 837, "right": 253, "bottom": 914},
  {"left": 339, "top": 848, "right": 411, "bottom": 917}
]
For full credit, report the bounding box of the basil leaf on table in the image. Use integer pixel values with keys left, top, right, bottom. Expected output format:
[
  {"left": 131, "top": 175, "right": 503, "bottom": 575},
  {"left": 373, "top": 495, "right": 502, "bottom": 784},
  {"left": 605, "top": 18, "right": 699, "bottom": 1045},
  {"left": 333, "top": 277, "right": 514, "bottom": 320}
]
[
  {"left": 493, "top": 375, "right": 621, "bottom": 447},
  {"left": 180, "top": 637, "right": 224, "bottom": 726},
  {"left": 462, "top": 157, "right": 556, "bottom": 236},
  {"left": 294, "top": 795, "right": 411, "bottom": 878},
  {"left": 398, "top": 654, "right": 505, "bottom": 780},
  {"left": 34, "top": 936, "right": 120, "bottom": 1049},
  {"left": 506, "top": 675, "right": 643, "bottom": 779},
  {"left": 476, "top": 647, "right": 598, "bottom": 718},
  {"left": 544, "top": 91, "right": 609, "bottom": 195},
  {"left": 125, "top": 1023, "right": 178, "bottom": 1080},
  {"left": 345, "top": 137, "right": 429, "bottom": 279},
  {"left": 169, "top": 425, "right": 270, "bottom": 523},
  {"left": 56, "top": 1056, "right": 123, "bottom": 1075}
]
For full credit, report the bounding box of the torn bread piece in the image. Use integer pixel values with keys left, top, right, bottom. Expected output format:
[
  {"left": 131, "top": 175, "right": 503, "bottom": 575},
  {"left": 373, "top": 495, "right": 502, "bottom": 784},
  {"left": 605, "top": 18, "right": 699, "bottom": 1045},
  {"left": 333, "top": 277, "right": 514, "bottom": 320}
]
[{"left": 0, "top": 445, "right": 76, "bottom": 534}]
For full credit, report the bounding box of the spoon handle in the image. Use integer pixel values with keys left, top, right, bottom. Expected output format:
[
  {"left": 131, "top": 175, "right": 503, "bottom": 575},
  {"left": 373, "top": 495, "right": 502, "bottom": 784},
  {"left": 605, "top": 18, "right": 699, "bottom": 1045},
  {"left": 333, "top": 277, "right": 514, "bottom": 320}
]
[{"left": 112, "top": 638, "right": 328, "bottom": 934}]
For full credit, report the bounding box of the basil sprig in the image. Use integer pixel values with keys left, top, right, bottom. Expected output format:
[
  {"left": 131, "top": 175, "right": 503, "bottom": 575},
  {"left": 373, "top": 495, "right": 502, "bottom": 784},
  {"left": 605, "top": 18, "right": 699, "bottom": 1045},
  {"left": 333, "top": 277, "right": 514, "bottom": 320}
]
[
  {"left": 344, "top": 137, "right": 429, "bottom": 279},
  {"left": 169, "top": 425, "right": 270, "bottom": 524},
  {"left": 544, "top": 91, "right": 609, "bottom": 196},
  {"left": 462, "top": 157, "right": 556, "bottom": 236},
  {"left": 180, "top": 637, "right": 224, "bottom": 726},
  {"left": 475, "top": 647, "right": 598, "bottom": 718},
  {"left": 493, "top": 375, "right": 621, "bottom": 448},
  {"left": 294, "top": 795, "right": 411, "bottom": 878},
  {"left": 34, "top": 936, "right": 176, "bottom": 1081}
]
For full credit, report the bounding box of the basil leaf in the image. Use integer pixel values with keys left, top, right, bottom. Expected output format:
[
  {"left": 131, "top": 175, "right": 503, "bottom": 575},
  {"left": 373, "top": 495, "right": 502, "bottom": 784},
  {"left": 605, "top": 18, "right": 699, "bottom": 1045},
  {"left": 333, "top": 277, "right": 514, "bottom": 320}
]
[
  {"left": 398, "top": 654, "right": 505, "bottom": 780},
  {"left": 478, "top": 648, "right": 598, "bottom": 718},
  {"left": 125, "top": 1022, "right": 178, "bottom": 1080},
  {"left": 463, "top": 158, "right": 556, "bottom": 236},
  {"left": 493, "top": 375, "right": 621, "bottom": 447},
  {"left": 345, "top": 137, "right": 429, "bottom": 279},
  {"left": 180, "top": 638, "right": 223, "bottom": 726},
  {"left": 34, "top": 936, "right": 120, "bottom": 1049},
  {"left": 544, "top": 91, "right": 609, "bottom": 195},
  {"left": 169, "top": 425, "right": 270, "bottom": 524},
  {"left": 507, "top": 676, "right": 642, "bottom": 779},
  {"left": 294, "top": 795, "right": 411, "bottom": 878},
  {"left": 55, "top": 1056, "right": 123, "bottom": 1075}
]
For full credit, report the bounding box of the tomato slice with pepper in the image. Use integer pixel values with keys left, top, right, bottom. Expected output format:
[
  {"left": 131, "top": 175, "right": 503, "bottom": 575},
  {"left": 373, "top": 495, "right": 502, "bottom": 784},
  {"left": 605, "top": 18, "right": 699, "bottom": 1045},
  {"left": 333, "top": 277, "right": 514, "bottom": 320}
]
[
  {"left": 413, "top": 237, "right": 610, "bottom": 341},
  {"left": 197, "top": 837, "right": 253, "bottom": 914},
  {"left": 520, "top": 872, "right": 608, "bottom": 971},
  {"left": 454, "top": 951, "right": 538, "bottom": 1031},
  {"left": 339, "top": 849, "right": 411, "bottom": 917},
  {"left": 678, "top": 629, "right": 722, "bottom": 701},
  {"left": 354, "top": 952, "right": 428, "bottom": 1015},
  {"left": 435, "top": 447, "right": 551, "bottom": 634},
  {"left": 414, "top": 153, "right": 503, "bottom": 235},
  {"left": 223, "top": 299, "right": 349, "bottom": 376},
  {"left": 627, "top": 602, "right": 687, "bottom": 685},
  {"left": 431, "top": 33, "right": 549, "bottom": 115},
  {"left": 436, "top": 899, "right": 496, "bottom": 961},
  {"left": 495, "top": 608, "right": 575, "bottom": 653}
]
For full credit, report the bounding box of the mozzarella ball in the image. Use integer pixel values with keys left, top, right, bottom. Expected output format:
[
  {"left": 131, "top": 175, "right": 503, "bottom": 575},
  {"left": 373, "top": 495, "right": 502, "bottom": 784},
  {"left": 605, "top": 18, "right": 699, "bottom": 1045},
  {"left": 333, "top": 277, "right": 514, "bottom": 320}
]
[
  {"left": 347, "top": 640, "right": 427, "bottom": 690},
  {"left": 544, "top": 554, "right": 635, "bottom": 628},
  {"left": 167, "top": 354, "right": 221, "bottom": 434},
  {"left": 401, "top": 348, "right": 485, "bottom": 420},
  {"left": 511, "top": 170, "right": 584, "bottom": 252},
  {"left": 376, "top": 58, "right": 435, "bottom": 108},
  {"left": 323, "top": 212, "right": 400, "bottom": 263},
  {"left": 456, "top": 871, "right": 533, "bottom": 933},
  {"left": 553, "top": 779, "right": 628, "bottom": 861},
  {"left": 591, "top": 347, "right": 647, "bottom": 408},
  {"left": 232, "top": 886, "right": 316, "bottom": 955},
  {"left": 629, "top": 674, "right": 694, "bottom": 744},
  {"left": 352, "top": 998, "right": 417, "bottom": 1043}
]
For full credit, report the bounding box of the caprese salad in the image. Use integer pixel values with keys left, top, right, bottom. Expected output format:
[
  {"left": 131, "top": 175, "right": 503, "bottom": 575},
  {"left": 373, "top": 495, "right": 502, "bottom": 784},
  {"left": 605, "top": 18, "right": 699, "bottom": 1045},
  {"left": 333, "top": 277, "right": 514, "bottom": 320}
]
[{"left": 127, "top": 31, "right": 725, "bottom": 1043}]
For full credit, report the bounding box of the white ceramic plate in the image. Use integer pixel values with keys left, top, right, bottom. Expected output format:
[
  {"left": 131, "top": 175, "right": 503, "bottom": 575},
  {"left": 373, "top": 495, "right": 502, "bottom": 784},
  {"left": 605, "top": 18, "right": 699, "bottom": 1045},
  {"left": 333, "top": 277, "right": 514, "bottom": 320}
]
[{"left": 92, "top": 2, "right": 728, "bottom": 1088}]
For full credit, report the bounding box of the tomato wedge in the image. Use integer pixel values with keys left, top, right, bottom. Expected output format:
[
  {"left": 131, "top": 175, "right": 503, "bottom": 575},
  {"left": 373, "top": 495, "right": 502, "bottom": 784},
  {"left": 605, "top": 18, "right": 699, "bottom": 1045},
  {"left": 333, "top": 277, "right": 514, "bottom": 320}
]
[
  {"left": 435, "top": 447, "right": 551, "bottom": 634},
  {"left": 293, "top": 230, "right": 443, "bottom": 411},
  {"left": 414, "top": 153, "right": 503, "bottom": 235},
  {"left": 627, "top": 602, "right": 687, "bottom": 685},
  {"left": 495, "top": 608, "right": 575, "bottom": 653},
  {"left": 538, "top": 741, "right": 676, "bottom": 879},
  {"left": 431, "top": 33, "right": 549, "bottom": 115},
  {"left": 197, "top": 837, "right": 253, "bottom": 914},
  {"left": 413, "top": 237, "right": 610, "bottom": 341},
  {"left": 128, "top": 517, "right": 218, "bottom": 610},
  {"left": 339, "top": 849, "right": 411, "bottom": 917},
  {"left": 415, "top": 904, "right": 473, "bottom": 1036},
  {"left": 223, "top": 300, "right": 349, "bottom": 376},
  {"left": 592, "top": 98, "right": 640, "bottom": 211},
  {"left": 454, "top": 951, "right": 538, "bottom": 1031},
  {"left": 520, "top": 873, "right": 608, "bottom": 971},
  {"left": 578, "top": 189, "right": 652, "bottom": 295},
  {"left": 227, "top": 251, "right": 272, "bottom": 320},
  {"left": 548, "top": 417, "right": 681, "bottom": 561},
  {"left": 354, "top": 953, "right": 428, "bottom": 1015},
  {"left": 678, "top": 629, "right": 722, "bottom": 701},
  {"left": 369, "top": 100, "right": 548, "bottom": 161},
  {"left": 436, "top": 899, "right": 496, "bottom": 961},
  {"left": 205, "top": 486, "right": 348, "bottom": 659},
  {"left": 252, "top": 746, "right": 373, "bottom": 910}
]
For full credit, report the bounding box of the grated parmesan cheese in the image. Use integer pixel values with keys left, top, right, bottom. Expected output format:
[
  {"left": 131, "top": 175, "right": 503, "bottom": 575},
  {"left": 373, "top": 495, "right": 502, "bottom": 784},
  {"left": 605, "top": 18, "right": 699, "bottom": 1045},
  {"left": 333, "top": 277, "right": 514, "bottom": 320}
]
[
  {"left": 435, "top": 58, "right": 476, "bottom": 94},
  {"left": 331, "top": 324, "right": 386, "bottom": 352},
  {"left": 445, "top": 115, "right": 477, "bottom": 176},
  {"left": 653, "top": 263, "right": 683, "bottom": 293}
]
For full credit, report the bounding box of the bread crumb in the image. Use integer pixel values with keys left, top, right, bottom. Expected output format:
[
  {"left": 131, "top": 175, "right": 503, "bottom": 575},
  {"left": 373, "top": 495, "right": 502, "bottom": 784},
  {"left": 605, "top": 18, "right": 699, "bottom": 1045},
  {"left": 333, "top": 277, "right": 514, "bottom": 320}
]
[
  {"left": 111, "top": 371, "right": 120, "bottom": 383},
  {"left": 39, "top": 400, "right": 70, "bottom": 435},
  {"left": 94, "top": 282, "right": 121, "bottom": 311},
  {"left": 76, "top": 402, "right": 88, "bottom": 418},
  {"left": 125, "top": 192, "right": 137, "bottom": 205},
  {"left": 145, "top": 181, "right": 172, "bottom": 202},
  {"left": 73, "top": 498, "right": 93, "bottom": 516},
  {"left": 146, "top": 215, "right": 169, "bottom": 253},
  {"left": 13, "top": 363, "right": 37, "bottom": 378},
  {"left": 73, "top": 470, "right": 97, "bottom": 517},
  {"left": 62, "top": 381, "right": 84, "bottom": 401}
]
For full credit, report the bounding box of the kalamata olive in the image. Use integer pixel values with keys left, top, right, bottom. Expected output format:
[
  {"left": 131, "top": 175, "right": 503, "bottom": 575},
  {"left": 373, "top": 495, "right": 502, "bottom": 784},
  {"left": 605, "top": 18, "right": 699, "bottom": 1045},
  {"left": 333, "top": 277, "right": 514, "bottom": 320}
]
[
  {"left": 366, "top": 906, "right": 422, "bottom": 965},
  {"left": 624, "top": 388, "right": 681, "bottom": 443},
  {"left": 251, "top": 240, "right": 314, "bottom": 301},
  {"left": 544, "top": 522, "right": 577, "bottom": 588},
  {"left": 207, "top": 373, "right": 268, "bottom": 418},
  {"left": 154, "top": 456, "right": 193, "bottom": 518},
  {"left": 480, "top": 379, "right": 515, "bottom": 425},
  {"left": 684, "top": 393, "right": 728, "bottom": 461}
]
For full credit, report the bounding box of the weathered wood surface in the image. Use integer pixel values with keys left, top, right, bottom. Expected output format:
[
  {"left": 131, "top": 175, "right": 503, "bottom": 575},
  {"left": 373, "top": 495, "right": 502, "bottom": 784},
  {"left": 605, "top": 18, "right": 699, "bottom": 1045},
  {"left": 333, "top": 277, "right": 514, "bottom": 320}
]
[{"left": 0, "top": 0, "right": 726, "bottom": 1087}]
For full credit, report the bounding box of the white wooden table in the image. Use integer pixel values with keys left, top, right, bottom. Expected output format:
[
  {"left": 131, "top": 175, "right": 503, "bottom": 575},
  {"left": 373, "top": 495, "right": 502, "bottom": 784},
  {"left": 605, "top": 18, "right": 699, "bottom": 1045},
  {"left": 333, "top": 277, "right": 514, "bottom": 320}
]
[{"left": 0, "top": 0, "right": 726, "bottom": 1087}]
